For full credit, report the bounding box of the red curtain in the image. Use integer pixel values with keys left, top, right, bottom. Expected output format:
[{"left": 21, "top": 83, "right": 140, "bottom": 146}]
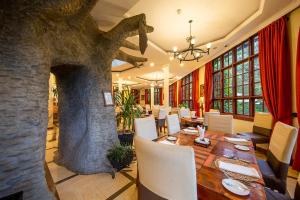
[
  {"left": 173, "top": 82, "right": 177, "bottom": 107},
  {"left": 258, "top": 17, "right": 292, "bottom": 125},
  {"left": 145, "top": 89, "right": 149, "bottom": 104},
  {"left": 204, "top": 61, "right": 213, "bottom": 112},
  {"left": 192, "top": 69, "right": 200, "bottom": 116},
  {"left": 159, "top": 88, "right": 163, "bottom": 105},
  {"left": 293, "top": 28, "right": 300, "bottom": 171},
  {"left": 178, "top": 80, "right": 182, "bottom": 105}
]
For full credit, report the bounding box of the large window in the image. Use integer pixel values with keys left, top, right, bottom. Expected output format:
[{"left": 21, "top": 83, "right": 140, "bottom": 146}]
[
  {"left": 154, "top": 88, "right": 162, "bottom": 105},
  {"left": 169, "top": 84, "right": 175, "bottom": 107},
  {"left": 212, "top": 35, "right": 267, "bottom": 119},
  {"left": 181, "top": 73, "right": 193, "bottom": 108}
]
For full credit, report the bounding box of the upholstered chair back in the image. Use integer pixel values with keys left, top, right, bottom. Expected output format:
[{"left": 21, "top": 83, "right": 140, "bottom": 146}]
[
  {"left": 134, "top": 136, "right": 197, "bottom": 200},
  {"left": 134, "top": 117, "right": 157, "bottom": 140},
  {"left": 253, "top": 112, "right": 273, "bottom": 137},
  {"left": 268, "top": 122, "right": 297, "bottom": 171},
  {"left": 166, "top": 114, "right": 181, "bottom": 135},
  {"left": 207, "top": 115, "right": 233, "bottom": 134},
  {"left": 152, "top": 105, "right": 160, "bottom": 118},
  {"left": 203, "top": 111, "right": 220, "bottom": 126},
  {"left": 179, "top": 108, "right": 190, "bottom": 118},
  {"left": 158, "top": 108, "right": 167, "bottom": 120}
]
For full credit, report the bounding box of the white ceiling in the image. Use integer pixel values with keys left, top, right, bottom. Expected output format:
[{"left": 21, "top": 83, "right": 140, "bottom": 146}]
[{"left": 91, "top": 0, "right": 300, "bottom": 89}]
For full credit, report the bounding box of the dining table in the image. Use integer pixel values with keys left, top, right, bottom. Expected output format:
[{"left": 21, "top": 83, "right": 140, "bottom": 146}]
[
  {"left": 155, "top": 130, "right": 266, "bottom": 200},
  {"left": 181, "top": 117, "right": 204, "bottom": 127}
]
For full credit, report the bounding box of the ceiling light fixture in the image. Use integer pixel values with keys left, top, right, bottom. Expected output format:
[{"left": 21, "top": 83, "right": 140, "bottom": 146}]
[
  {"left": 172, "top": 20, "right": 211, "bottom": 63},
  {"left": 150, "top": 62, "right": 155, "bottom": 67}
]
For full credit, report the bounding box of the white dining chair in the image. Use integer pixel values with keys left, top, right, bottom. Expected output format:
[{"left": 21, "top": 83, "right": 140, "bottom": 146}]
[
  {"left": 203, "top": 111, "right": 220, "bottom": 126},
  {"left": 178, "top": 107, "right": 190, "bottom": 118},
  {"left": 258, "top": 121, "right": 298, "bottom": 194},
  {"left": 166, "top": 114, "right": 181, "bottom": 135},
  {"left": 134, "top": 136, "right": 197, "bottom": 200},
  {"left": 134, "top": 116, "right": 158, "bottom": 140},
  {"left": 207, "top": 115, "right": 233, "bottom": 134},
  {"left": 152, "top": 105, "right": 160, "bottom": 118}
]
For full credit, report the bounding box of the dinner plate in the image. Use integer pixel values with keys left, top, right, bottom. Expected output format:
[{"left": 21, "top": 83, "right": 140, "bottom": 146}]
[
  {"left": 222, "top": 178, "right": 250, "bottom": 196},
  {"left": 234, "top": 145, "right": 250, "bottom": 151},
  {"left": 167, "top": 136, "right": 177, "bottom": 141},
  {"left": 187, "top": 127, "right": 196, "bottom": 130}
]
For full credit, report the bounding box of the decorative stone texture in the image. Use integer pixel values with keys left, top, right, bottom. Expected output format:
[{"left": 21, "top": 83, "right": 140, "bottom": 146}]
[{"left": 0, "top": 1, "right": 153, "bottom": 199}]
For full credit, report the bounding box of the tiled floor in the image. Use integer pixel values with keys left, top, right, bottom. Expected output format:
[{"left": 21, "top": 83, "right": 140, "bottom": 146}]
[{"left": 46, "top": 129, "right": 298, "bottom": 200}]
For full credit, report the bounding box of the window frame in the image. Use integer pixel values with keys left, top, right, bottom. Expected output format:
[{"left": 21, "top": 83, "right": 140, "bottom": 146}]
[
  {"left": 212, "top": 35, "right": 267, "bottom": 120},
  {"left": 169, "top": 83, "right": 175, "bottom": 107},
  {"left": 181, "top": 73, "right": 193, "bottom": 109}
]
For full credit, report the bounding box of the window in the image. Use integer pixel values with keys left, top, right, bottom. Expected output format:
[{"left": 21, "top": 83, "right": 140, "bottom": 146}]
[
  {"left": 212, "top": 35, "right": 268, "bottom": 119},
  {"left": 181, "top": 73, "right": 193, "bottom": 108},
  {"left": 145, "top": 89, "right": 151, "bottom": 104},
  {"left": 169, "top": 84, "right": 175, "bottom": 107},
  {"left": 154, "top": 88, "right": 161, "bottom": 105}
]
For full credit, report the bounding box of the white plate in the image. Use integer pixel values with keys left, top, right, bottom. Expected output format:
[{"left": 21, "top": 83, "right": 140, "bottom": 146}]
[
  {"left": 167, "top": 136, "right": 177, "bottom": 141},
  {"left": 194, "top": 137, "right": 210, "bottom": 145},
  {"left": 222, "top": 179, "right": 250, "bottom": 196},
  {"left": 187, "top": 127, "right": 196, "bottom": 130},
  {"left": 234, "top": 145, "right": 250, "bottom": 151}
]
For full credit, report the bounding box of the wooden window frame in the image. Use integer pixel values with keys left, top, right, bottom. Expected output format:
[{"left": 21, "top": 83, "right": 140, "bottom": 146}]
[
  {"left": 181, "top": 73, "right": 193, "bottom": 109},
  {"left": 212, "top": 35, "right": 267, "bottom": 121}
]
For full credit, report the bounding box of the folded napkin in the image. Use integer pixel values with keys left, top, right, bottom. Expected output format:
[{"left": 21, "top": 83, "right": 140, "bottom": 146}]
[
  {"left": 158, "top": 140, "right": 175, "bottom": 145},
  {"left": 182, "top": 129, "right": 198, "bottom": 134},
  {"left": 224, "top": 137, "right": 248, "bottom": 142},
  {"left": 218, "top": 161, "right": 260, "bottom": 178}
]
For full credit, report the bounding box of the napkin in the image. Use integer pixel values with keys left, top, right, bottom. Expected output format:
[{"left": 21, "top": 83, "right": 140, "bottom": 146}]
[
  {"left": 224, "top": 137, "right": 248, "bottom": 142},
  {"left": 218, "top": 161, "right": 260, "bottom": 178},
  {"left": 182, "top": 129, "right": 198, "bottom": 134},
  {"left": 158, "top": 140, "right": 175, "bottom": 145},
  {"left": 197, "top": 125, "right": 205, "bottom": 140}
]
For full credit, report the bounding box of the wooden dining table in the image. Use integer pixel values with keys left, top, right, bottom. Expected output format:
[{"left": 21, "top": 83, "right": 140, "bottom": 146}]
[
  {"left": 155, "top": 130, "right": 267, "bottom": 200},
  {"left": 181, "top": 117, "right": 204, "bottom": 127}
]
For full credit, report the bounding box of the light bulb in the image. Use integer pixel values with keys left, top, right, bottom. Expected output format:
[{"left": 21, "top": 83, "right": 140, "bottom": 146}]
[
  {"left": 196, "top": 52, "right": 200, "bottom": 57},
  {"left": 173, "top": 46, "right": 178, "bottom": 52},
  {"left": 169, "top": 56, "right": 174, "bottom": 61},
  {"left": 116, "top": 73, "right": 120, "bottom": 77},
  {"left": 150, "top": 62, "right": 155, "bottom": 67},
  {"left": 206, "top": 43, "right": 212, "bottom": 49},
  {"left": 178, "top": 54, "right": 182, "bottom": 59},
  {"left": 191, "top": 38, "right": 196, "bottom": 45},
  {"left": 180, "top": 63, "right": 184, "bottom": 67}
]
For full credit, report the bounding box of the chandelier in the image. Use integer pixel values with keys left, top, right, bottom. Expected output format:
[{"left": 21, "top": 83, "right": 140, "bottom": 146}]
[{"left": 171, "top": 20, "right": 211, "bottom": 63}]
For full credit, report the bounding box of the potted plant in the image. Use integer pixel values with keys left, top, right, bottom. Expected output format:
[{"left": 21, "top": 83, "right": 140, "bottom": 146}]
[
  {"left": 107, "top": 144, "right": 134, "bottom": 171},
  {"left": 179, "top": 102, "right": 189, "bottom": 109},
  {"left": 114, "top": 88, "right": 142, "bottom": 146}
]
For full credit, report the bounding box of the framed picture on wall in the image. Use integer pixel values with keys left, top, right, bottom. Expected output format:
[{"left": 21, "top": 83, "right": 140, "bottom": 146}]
[
  {"left": 200, "top": 84, "right": 204, "bottom": 97},
  {"left": 103, "top": 91, "right": 114, "bottom": 106}
]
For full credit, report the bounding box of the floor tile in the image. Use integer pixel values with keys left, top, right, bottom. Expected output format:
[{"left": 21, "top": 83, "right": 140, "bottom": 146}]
[
  {"left": 48, "top": 162, "right": 75, "bottom": 183},
  {"left": 114, "top": 184, "right": 138, "bottom": 200}
]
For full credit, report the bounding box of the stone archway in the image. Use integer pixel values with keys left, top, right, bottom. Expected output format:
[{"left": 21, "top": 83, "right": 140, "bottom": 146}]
[{"left": 0, "top": 1, "right": 153, "bottom": 199}]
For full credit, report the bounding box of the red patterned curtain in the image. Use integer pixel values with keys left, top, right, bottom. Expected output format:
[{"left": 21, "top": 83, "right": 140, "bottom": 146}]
[
  {"left": 173, "top": 82, "right": 177, "bottom": 107},
  {"left": 293, "top": 28, "right": 300, "bottom": 171},
  {"left": 192, "top": 69, "right": 200, "bottom": 116},
  {"left": 178, "top": 80, "right": 182, "bottom": 105},
  {"left": 258, "top": 17, "right": 292, "bottom": 125},
  {"left": 204, "top": 61, "right": 213, "bottom": 112}
]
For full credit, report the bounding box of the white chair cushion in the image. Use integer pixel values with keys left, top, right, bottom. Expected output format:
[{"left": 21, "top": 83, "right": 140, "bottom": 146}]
[
  {"left": 134, "top": 117, "right": 157, "bottom": 140},
  {"left": 179, "top": 108, "right": 190, "bottom": 118},
  {"left": 158, "top": 108, "right": 167, "bottom": 120},
  {"left": 207, "top": 115, "right": 233, "bottom": 134},
  {"left": 253, "top": 112, "right": 273, "bottom": 129},
  {"left": 134, "top": 136, "right": 197, "bottom": 200},
  {"left": 204, "top": 111, "right": 220, "bottom": 126},
  {"left": 166, "top": 114, "right": 181, "bottom": 135},
  {"left": 269, "top": 122, "right": 298, "bottom": 164}
]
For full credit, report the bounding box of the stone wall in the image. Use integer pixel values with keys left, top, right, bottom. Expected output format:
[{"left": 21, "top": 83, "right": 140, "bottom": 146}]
[{"left": 0, "top": 1, "right": 153, "bottom": 199}]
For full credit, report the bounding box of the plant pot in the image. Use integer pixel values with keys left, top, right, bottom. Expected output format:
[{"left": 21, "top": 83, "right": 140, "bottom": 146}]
[
  {"left": 118, "top": 131, "right": 134, "bottom": 146},
  {"left": 109, "top": 153, "right": 133, "bottom": 171}
]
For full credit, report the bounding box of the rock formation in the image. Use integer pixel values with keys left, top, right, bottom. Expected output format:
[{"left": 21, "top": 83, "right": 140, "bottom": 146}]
[{"left": 0, "top": 0, "right": 153, "bottom": 199}]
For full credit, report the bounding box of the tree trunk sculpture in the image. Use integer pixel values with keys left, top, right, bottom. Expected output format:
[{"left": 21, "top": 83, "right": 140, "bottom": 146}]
[{"left": 0, "top": 1, "right": 153, "bottom": 199}]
